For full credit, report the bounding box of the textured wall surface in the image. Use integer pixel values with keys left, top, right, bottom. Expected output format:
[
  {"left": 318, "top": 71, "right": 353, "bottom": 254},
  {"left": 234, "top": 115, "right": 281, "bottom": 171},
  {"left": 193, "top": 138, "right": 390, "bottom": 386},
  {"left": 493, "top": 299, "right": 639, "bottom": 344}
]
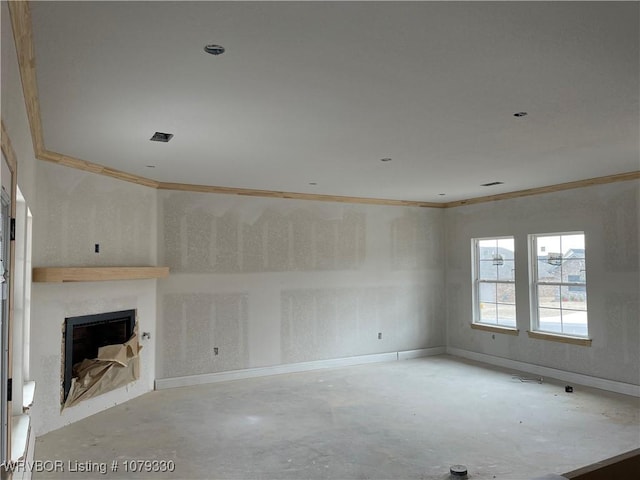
[
  {"left": 31, "top": 281, "right": 157, "bottom": 435},
  {"left": 161, "top": 292, "right": 250, "bottom": 377},
  {"left": 445, "top": 181, "right": 640, "bottom": 385},
  {"left": 157, "top": 192, "right": 445, "bottom": 378},
  {"left": 33, "top": 162, "right": 157, "bottom": 267},
  {"left": 30, "top": 162, "right": 159, "bottom": 435}
]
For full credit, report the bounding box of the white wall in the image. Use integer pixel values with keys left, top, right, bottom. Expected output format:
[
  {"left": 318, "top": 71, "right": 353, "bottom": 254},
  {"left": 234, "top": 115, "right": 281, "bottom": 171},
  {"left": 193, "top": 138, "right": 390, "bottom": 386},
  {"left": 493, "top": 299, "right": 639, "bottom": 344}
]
[
  {"left": 156, "top": 191, "right": 446, "bottom": 378},
  {"left": 445, "top": 181, "right": 640, "bottom": 385},
  {"left": 30, "top": 163, "right": 158, "bottom": 434},
  {"left": 32, "top": 162, "right": 157, "bottom": 267}
]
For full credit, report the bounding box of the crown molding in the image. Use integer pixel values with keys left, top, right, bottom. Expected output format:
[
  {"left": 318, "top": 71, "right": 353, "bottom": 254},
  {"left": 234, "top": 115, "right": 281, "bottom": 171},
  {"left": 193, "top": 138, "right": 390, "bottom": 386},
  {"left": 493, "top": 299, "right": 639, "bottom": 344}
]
[
  {"left": 444, "top": 171, "right": 640, "bottom": 208},
  {"left": 38, "top": 149, "right": 160, "bottom": 188},
  {"left": 157, "top": 182, "right": 443, "bottom": 207},
  {"left": 7, "top": 0, "right": 640, "bottom": 209},
  {"left": 8, "top": 0, "right": 44, "bottom": 156},
  {"left": 1, "top": 121, "right": 18, "bottom": 174}
]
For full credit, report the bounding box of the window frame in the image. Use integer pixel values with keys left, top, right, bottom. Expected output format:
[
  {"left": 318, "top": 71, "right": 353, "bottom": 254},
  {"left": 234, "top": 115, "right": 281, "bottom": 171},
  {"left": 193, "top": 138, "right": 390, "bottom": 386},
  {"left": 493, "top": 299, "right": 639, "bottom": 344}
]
[
  {"left": 529, "top": 231, "right": 589, "bottom": 339},
  {"left": 471, "top": 236, "right": 517, "bottom": 331}
]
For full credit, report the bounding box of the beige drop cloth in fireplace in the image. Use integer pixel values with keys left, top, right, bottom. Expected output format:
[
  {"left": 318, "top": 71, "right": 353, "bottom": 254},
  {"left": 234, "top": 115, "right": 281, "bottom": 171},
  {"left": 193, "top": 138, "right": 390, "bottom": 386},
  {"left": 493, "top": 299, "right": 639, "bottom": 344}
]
[{"left": 63, "top": 330, "right": 142, "bottom": 409}]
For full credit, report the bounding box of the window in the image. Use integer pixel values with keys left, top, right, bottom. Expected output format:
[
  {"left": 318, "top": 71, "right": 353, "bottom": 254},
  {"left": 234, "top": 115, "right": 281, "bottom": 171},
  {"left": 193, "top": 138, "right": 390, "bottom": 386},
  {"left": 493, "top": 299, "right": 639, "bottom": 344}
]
[
  {"left": 530, "top": 232, "right": 588, "bottom": 337},
  {"left": 472, "top": 237, "right": 516, "bottom": 328}
]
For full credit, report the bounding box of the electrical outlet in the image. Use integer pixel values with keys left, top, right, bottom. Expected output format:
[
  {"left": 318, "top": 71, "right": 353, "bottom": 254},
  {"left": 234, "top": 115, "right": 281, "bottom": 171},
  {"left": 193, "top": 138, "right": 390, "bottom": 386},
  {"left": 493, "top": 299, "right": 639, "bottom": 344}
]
[
  {"left": 94, "top": 244, "right": 100, "bottom": 253},
  {"left": 213, "top": 347, "right": 219, "bottom": 355},
  {"left": 378, "top": 332, "right": 382, "bottom": 340}
]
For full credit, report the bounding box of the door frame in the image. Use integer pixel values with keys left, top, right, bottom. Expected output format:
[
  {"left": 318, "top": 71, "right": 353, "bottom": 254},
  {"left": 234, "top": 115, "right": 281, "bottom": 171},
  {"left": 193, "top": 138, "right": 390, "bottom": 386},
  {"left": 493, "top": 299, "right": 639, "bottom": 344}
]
[{"left": 0, "top": 122, "right": 18, "bottom": 465}]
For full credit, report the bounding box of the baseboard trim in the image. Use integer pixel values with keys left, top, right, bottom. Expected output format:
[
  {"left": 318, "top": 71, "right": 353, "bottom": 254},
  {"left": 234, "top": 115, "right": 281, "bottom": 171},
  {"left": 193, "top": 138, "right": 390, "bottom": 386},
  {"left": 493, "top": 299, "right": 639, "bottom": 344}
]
[
  {"left": 447, "top": 347, "right": 640, "bottom": 397},
  {"left": 155, "top": 346, "right": 446, "bottom": 390},
  {"left": 398, "top": 347, "right": 446, "bottom": 360}
]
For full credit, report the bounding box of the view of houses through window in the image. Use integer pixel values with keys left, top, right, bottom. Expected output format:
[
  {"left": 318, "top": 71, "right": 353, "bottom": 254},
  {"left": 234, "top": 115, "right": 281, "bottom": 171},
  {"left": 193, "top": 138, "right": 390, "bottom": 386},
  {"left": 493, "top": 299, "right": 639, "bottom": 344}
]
[
  {"left": 531, "top": 232, "right": 588, "bottom": 337},
  {"left": 472, "top": 232, "right": 588, "bottom": 338},
  {"left": 473, "top": 237, "right": 516, "bottom": 328}
]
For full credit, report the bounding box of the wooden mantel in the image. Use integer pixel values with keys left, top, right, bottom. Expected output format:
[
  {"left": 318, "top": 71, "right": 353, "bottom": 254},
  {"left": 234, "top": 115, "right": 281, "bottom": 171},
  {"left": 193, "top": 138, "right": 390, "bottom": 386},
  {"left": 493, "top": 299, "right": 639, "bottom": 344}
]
[{"left": 32, "top": 267, "right": 169, "bottom": 283}]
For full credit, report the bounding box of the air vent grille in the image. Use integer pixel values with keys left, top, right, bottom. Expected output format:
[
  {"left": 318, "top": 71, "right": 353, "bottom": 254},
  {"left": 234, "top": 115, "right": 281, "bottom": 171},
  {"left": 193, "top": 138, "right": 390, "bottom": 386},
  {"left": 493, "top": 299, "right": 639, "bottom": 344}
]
[{"left": 150, "top": 132, "right": 174, "bottom": 142}]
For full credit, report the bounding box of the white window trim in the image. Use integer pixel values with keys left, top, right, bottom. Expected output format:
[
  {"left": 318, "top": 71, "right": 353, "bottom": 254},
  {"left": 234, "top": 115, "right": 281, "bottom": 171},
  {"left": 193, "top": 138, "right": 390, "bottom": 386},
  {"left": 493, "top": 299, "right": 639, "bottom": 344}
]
[
  {"left": 528, "top": 231, "right": 589, "bottom": 339},
  {"left": 471, "top": 236, "right": 517, "bottom": 330}
]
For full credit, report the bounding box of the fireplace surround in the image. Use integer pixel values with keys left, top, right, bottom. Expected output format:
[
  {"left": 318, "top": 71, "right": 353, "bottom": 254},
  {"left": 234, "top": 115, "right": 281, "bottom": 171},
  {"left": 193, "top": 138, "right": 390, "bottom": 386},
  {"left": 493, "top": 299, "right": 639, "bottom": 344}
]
[{"left": 63, "top": 309, "right": 136, "bottom": 402}]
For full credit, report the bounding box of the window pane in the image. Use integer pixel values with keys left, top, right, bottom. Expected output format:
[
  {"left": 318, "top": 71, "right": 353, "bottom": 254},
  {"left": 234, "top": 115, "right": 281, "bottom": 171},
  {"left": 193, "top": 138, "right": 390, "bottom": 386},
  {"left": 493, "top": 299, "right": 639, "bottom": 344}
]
[
  {"left": 497, "top": 238, "right": 515, "bottom": 260},
  {"left": 497, "top": 259, "right": 515, "bottom": 281},
  {"left": 478, "top": 239, "right": 497, "bottom": 259},
  {"left": 561, "top": 311, "right": 588, "bottom": 336},
  {"left": 497, "top": 304, "right": 516, "bottom": 327},
  {"left": 536, "top": 235, "right": 561, "bottom": 258},
  {"left": 497, "top": 283, "right": 515, "bottom": 304},
  {"left": 536, "top": 257, "right": 561, "bottom": 282},
  {"left": 479, "top": 303, "right": 497, "bottom": 324},
  {"left": 479, "top": 283, "right": 496, "bottom": 303},
  {"left": 562, "top": 259, "right": 586, "bottom": 283},
  {"left": 562, "top": 234, "right": 585, "bottom": 258},
  {"left": 538, "top": 308, "right": 562, "bottom": 333},
  {"left": 479, "top": 260, "right": 498, "bottom": 280},
  {"left": 561, "top": 286, "right": 587, "bottom": 311},
  {"left": 538, "top": 285, "right": 560, "bottom": 309},
  {"left": 531, "top": 231, "right": 587, "bottom": 338},
  {"left": 474, "top": 236, "right": 516, "bottom": 326}
]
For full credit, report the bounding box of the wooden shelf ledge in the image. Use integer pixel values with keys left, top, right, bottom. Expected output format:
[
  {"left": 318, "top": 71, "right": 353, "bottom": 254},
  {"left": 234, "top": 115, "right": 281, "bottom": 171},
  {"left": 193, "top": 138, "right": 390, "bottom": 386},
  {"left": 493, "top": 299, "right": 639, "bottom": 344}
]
[
  {"left": 32, "top": 267, "right": 169, "bottom": 283},
  {"left": 527, "top": 330, "right": 592, "bottom": 346},
  {"left": 471, "top": 323, "right": 519, "bottom": 336}
]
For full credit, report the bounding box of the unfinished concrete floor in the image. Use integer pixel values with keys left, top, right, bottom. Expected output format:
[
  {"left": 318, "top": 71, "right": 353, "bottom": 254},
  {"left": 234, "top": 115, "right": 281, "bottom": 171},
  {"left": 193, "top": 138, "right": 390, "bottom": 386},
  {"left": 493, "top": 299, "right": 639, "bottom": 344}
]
[{"left": 34, "top": 356, "right": 640, "bottom": 480}]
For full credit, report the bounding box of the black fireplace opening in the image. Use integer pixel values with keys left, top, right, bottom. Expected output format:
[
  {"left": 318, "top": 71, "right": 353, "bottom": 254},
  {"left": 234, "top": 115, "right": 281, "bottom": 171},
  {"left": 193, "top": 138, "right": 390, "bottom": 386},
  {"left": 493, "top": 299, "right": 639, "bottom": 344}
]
[{"left": 63, "top": 309, "right": 136, "bottom": 402}]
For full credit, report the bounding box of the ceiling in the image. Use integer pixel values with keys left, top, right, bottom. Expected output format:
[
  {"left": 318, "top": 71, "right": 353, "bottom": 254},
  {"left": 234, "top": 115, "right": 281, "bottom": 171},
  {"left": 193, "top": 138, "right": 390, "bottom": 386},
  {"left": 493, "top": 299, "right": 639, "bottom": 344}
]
[{"left": 28, "top": 1, "right": 639, "bottom": 203}]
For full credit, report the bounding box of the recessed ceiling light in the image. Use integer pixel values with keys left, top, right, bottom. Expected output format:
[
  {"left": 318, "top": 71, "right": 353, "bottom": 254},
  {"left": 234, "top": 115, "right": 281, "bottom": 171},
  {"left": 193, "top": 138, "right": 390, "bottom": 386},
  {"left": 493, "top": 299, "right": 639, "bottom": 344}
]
[
  {"left": 380, "top": 158, "right": 392, "bottom": 162},
  {"left": 150, "top": 132, "right": 173, "bottom": 142},
  {"left": 513, "top": 112, "right": 528, "bottom": 117},
  {"left": 204, "top": 44, "right": 225, "bottom": 55},
  {"left": 480, "top": 181, "right": 504, "bottom": 187}
]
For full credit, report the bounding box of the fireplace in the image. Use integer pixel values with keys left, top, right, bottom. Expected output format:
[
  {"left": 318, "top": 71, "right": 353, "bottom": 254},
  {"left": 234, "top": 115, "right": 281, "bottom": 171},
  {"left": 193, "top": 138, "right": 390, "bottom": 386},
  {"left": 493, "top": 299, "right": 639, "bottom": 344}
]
[{"left": 63, "top": 310, "right": 136, "bottom": 402}]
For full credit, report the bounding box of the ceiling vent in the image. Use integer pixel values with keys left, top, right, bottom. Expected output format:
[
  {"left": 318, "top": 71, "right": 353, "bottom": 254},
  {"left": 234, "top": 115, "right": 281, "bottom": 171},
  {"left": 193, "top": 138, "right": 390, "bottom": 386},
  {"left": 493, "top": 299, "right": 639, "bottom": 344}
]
[
  {"left": 480, "top": 181, "right": 504, "bottom": 187},
  {"left": 150, "top": 132, "right": 174, "bottom": 143},
  {"left": 204, "top": 44, "right": 225, "bottom": 55}
]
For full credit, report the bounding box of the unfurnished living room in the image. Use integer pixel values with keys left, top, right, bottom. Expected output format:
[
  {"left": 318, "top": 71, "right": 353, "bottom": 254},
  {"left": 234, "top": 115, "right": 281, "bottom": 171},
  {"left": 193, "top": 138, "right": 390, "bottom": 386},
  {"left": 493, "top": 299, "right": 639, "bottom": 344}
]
[{"left": 0, "top": 1, "right": 639, "bottom": 479}]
